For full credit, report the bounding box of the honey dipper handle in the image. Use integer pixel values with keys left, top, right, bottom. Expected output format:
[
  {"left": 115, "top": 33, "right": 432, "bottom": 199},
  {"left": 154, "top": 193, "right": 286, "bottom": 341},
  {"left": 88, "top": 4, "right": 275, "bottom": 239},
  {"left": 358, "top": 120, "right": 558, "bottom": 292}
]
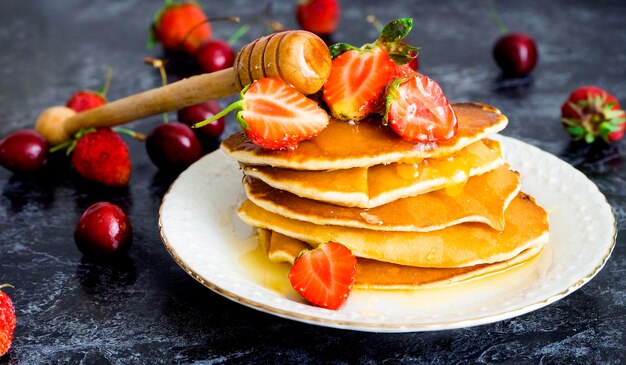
[{"left": 49, "top": 68, "right": 239, "bottom": 144}]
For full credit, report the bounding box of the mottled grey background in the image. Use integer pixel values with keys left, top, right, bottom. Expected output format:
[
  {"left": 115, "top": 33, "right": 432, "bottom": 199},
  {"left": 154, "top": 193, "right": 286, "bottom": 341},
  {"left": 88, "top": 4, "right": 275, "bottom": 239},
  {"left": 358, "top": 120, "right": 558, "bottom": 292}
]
[{"left": 0, "top": 0, "right": 624, "bottom": 364}]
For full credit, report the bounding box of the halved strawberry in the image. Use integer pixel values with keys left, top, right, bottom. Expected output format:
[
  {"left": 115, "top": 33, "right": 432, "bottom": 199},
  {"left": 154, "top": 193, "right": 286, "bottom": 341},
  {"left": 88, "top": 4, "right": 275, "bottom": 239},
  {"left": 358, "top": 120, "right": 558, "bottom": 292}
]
[
  {"left": 194, "top": 77, "right": 329, "bottom": 150},
  {"left": 323, "top": 18, "right": 419, "bottom": 121},
  {"left": 384, "top": 74, "right": 458, "bottom": 142},
  {"left": 288, "top": 242, "right": 357, "bottom": 310},
  {"left": 323, "top": 48, "right": 395, "bottom": 120}
]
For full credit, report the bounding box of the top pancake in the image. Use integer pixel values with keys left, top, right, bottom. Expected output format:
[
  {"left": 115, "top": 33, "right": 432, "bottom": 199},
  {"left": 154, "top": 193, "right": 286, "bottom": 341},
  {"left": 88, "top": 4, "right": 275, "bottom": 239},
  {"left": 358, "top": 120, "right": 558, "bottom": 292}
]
[{"left": 221, "top": 103, "right": 508, "bottom": 170}]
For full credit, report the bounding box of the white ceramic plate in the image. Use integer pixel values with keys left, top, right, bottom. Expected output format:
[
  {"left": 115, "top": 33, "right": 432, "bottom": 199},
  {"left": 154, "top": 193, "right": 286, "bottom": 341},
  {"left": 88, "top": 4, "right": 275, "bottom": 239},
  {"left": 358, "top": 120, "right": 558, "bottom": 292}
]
[{"left": 159, "top": 135, "right": 616, "bottom": 333}]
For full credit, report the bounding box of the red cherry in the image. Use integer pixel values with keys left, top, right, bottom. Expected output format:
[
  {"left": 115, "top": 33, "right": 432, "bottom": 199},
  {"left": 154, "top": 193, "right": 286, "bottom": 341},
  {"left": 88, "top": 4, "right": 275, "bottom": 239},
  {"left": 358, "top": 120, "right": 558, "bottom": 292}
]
[
  {"left": 146, "top": 122, "right": 203, "bottom": 171},
  {"left": 178, "top": 101, "right": 225, "bottom": 139},
  {"left": 493, "top": 32, "right": 538, "bottom": 77},
  {"left": 0, "top": 129, "right": 48, "bottom": 174},
  {"left": 74, "top": 202, "right": 132, "bottom": 256},
  {"left": 195, "top": 39, "right": 235, "bottom": 73},
  {"left": 296, "top": 0, "right": 340, "bottom": 36}
]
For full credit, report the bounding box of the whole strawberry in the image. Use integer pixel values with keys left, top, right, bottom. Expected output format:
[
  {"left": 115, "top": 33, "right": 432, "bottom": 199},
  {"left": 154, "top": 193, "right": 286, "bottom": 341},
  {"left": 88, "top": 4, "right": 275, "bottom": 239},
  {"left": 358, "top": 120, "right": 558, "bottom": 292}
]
[
  {"left": 66, "top": 69, "right": 112, "bottom": 112},
  {"left": 66, "top": 91, "right": 106, "bottom": 112},
  {"left": 0, "top": 284, "right": 15, "bottom": 357},
  {"left": 71, "top": 128, "right": 131, "bottom": 187},
  {"left": 151, "top": 1, "right": 212, "bottom": 54},
  {"left": 562, "top": 86, "right": 626, "bottom": 143},
  {"left": 296, "top": 0, "right": 340, "bottom": 36}
]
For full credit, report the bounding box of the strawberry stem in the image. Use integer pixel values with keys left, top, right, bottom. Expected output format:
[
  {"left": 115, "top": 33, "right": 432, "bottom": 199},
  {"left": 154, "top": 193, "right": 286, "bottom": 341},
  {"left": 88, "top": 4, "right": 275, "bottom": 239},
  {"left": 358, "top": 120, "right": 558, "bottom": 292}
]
[
  {"left": 227, "top": 23, "right": 250, "bottom": 46},
  {"left": 114, "top": 128, "right": 147, "bottom": 141},
  {"left": 193, "top": 99, "right": 244, "bottom": 128},
  {"left": 49, "top": 140, "right": 74, "bottom": 153},
  {"left": 480, "top": 0, "right": 508, "bottom": 34}
]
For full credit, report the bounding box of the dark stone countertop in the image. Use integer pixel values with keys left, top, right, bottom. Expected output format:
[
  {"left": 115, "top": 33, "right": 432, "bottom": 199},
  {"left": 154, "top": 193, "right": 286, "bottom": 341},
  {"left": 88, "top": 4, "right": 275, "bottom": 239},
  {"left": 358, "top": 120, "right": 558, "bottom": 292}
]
[{"left": 1, "top": 0, "right": 624, "bottom": 364}]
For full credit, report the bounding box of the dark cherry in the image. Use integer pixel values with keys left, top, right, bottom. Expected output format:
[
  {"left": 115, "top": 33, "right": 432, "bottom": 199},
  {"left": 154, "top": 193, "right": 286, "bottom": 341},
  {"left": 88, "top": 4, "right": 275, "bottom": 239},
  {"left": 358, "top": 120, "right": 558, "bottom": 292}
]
[
  {"left": 493, "top": 32, "right": 538, "bottom": 77},
  {"left": 178, "top": 100, "right": 225, "bottom": 139},
  {"left": 74, "top": 202, "right": 132, "bottom": 256},
  {"left": 146, "top": 122, "right": 203, "bottom": 171},
  {"left": 195, "top": 39, "right": 235, "bottom": 73},
  {"left": 0, "top": 129, "right": 48, "bottom": 174}
]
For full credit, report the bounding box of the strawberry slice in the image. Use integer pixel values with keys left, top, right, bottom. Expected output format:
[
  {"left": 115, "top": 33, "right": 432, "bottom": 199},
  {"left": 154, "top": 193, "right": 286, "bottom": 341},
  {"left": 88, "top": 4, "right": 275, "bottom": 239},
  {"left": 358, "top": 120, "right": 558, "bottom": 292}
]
[
  {"left": 323, "top": 48, "right": 396, "bottom": 121},
  {"left": 384, "top": 74, "right": 458, "bottom": 142},
  {"left": 288, "top": 242, "right": 357, "bottom": 310},
  {"left": 323, "top": 18, "right": 420, "bottom": 121},
  {"left": 194, "top": 77, "right": 329, "bottom": 150}
]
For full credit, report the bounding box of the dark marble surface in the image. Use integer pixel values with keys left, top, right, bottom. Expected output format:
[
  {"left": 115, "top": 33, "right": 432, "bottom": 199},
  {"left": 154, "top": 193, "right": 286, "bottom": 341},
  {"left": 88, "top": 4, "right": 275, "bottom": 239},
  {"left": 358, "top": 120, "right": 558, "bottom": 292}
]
[{"left": 1, "top": 0, "right": 625, "bottom": 364}]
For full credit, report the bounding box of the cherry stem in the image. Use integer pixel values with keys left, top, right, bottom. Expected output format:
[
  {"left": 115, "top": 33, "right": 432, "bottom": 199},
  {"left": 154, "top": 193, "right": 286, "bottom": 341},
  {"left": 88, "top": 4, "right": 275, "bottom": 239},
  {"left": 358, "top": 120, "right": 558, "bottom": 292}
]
[
  {"left": 480, "top": 0, "right": 508, "bottom": 34},
  {"left": 99, "top": 67, "right": 113, "bottom": 97},
  {"left": 0, "top": 284, "right": 13, "bottom": 290},
  {"left": 144, "top": 57, "right": 170, "bottom": 123},
  {"left": 366, "top": 15, "right": 384, "bottom": 32},
  {"left": 193, "top": 99, "right": 244, "bottom": 128},
  {"left": 227, "top": 24, "right": 250, "bottom": 46},
  {"left": 114, "top": 127, "right": 147, "bottom": 141}
]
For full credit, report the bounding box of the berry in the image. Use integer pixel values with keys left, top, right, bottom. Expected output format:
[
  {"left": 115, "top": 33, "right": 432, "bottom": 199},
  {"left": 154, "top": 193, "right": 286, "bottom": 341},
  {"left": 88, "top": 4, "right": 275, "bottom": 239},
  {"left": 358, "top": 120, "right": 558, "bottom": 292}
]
[
  {"left": 561, "top": 86, "right": 626, "bottom": 143},
  {"left": 0, "top": 284, "right": 15, "bottom": 356},
  {"left": 178, "top": 101, "right": 225, "bottom": 139},
  {"left": 323, "top": 18, "right": 419, "bottom": 121},
  {"left": 296, "top": 0, "right": 340, "bottom": 36},
  {"left": 195, "top": 39, "right": 235, "bottom": 73},
  {"left": 196, "top": 77, "right": 329, "bottom": 150},
  {"left": 71, "top": 128, "right": 131, "bottom": 187},
  {"left": 493, "top": 32, "right": 538, "bottom": 77},
  {"left": 323, "top": 48, "right": 396, "bottom": 120},
  {"left": 66, "top": 90, "right": 106, "bottom": 112},
  {"left": 152, "top": 2, "right": 211, "bottom": 54},
  {"left": 384, "top": 74, "right": 458, "bottom": 142},
  {"left": 288, "top": 242, "right": 356, "bottom": 310},
  {"left": 0, "top": 129, "right": 48, "bottom": 174},
  {"left": 146, "top": 122, "right": 203, "bottom": 171},
  {"left": 74, "top": 202, "right": 132, "bottom": 256}
]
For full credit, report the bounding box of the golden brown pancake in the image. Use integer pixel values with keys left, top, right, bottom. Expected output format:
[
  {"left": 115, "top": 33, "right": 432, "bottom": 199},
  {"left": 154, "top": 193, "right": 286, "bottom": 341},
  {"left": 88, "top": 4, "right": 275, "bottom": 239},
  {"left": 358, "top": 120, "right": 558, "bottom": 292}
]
[
  {"left": 258, "top": 229, "right": 543, "bottom": 289},
  {"left": 238, "top": 193, "right": 549, "bottom": 268},
  {"left": 244, "top": 165, "right": 520, "bottom": 232},
  {"left": 222, "top": 103, "right": 508, "bottom": 170},
  {"left": 243, "top": 139, "right": 503, "bottom": 208}
]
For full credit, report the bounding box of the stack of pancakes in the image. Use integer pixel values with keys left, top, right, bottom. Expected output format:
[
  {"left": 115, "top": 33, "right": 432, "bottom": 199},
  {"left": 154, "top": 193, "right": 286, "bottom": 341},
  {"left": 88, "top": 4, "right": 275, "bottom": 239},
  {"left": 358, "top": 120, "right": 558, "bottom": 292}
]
[{"left": 222, "top": 103, "right": 549, "bottom": 289}]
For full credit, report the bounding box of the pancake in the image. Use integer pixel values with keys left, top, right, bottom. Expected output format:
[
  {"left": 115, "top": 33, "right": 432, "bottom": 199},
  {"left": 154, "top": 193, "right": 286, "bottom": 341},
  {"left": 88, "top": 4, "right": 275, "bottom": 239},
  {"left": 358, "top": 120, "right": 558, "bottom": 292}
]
[
  {"left": 258, "top": 229, "right": 543, "bottom": 290},
  {"left": 244, "top": 139, "right": 504, "bottom": 208},
  {"left": 238, "top": 193, "right": 549, "bottom": 268},
  {"left": 244, "top": 165, "right": 520, "bottom": 232},
  {"left": 222, "top": 103, "right": 508, "bottom": 170}
]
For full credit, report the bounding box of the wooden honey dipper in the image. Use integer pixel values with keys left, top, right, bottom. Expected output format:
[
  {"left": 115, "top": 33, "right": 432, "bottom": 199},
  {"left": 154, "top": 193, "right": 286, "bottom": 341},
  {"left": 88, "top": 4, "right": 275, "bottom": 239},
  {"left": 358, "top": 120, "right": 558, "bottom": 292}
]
[{"left": 35, "top": 30, "right": 331, "bottom": 145}]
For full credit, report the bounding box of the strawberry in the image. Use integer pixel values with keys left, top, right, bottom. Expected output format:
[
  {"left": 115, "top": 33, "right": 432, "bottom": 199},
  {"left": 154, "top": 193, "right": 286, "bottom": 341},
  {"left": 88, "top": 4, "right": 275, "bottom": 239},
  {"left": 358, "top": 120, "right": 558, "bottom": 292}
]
[
  {"left": 0, "top": 284, "right": 15, "bottom": 357},
  {"left": 151, "top": 1, "right": 212, "bottom": 54},
  {"left": 194, "top": 77, "right": 329, "bottom": 150},
  {"left": 384, "top": 74, "right": 458, "bottom": 142},
  {"left": 561, "top": 86, "right": 626, "bottom": 143},
  {"left": 66, "top": 91, "right": 106, "bottom": 112},
  {"left": 296, "top": 0, "right": 340, "bottom": 36},
  {"left": 323, "top": 18, "right": 419, "bottom": 121},
  {"left": 71, "top": 128, "right": 131, "bottom": 187},
  {"left": 288, "top": 242, "right": 356, "bottom": 310},
  {"left": 66, "top": 69, "right": 112, "bottom": 112}
]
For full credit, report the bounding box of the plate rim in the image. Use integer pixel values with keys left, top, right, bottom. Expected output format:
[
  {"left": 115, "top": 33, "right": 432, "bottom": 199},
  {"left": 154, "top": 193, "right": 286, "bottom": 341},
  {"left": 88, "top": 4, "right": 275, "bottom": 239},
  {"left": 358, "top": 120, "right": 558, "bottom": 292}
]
[{"left": 158, "top": 135, "right": 617, "bottom": 332}]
